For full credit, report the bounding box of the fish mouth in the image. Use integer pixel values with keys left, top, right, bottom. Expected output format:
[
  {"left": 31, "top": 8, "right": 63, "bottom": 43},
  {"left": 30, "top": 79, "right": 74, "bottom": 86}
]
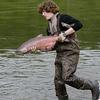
[{"left": 15, "top": 47, "right": 28, "bottom": 54}]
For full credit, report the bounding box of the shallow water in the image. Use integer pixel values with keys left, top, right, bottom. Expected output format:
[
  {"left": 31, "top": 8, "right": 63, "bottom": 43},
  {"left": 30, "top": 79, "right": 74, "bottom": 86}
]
[{"left": 0, "top": 49, "right": 100, "bottom": 100}]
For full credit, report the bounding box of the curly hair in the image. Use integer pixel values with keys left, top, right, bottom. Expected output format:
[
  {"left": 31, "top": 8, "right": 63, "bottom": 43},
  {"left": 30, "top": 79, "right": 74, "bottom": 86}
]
[{"left": 38, "top": 0, "right": 59, "bottom": 14}]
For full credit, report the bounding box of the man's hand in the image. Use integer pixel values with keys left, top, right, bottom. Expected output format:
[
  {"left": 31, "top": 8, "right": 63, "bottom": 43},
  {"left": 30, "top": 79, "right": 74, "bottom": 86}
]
[{"left": 58, "top": 32, "right": 66, "bottom": 42}]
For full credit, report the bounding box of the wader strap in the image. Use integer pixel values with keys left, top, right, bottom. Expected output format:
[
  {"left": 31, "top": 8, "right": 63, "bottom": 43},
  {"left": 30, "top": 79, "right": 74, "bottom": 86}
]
[{"left": 56, "top": 14, "right": 61, "bottom": 34}]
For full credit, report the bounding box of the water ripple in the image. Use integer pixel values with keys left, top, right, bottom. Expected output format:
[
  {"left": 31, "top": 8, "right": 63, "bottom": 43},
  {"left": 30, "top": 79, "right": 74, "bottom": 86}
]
[{"left": 0, "top": 49, "right": 100, "bottom": 100}]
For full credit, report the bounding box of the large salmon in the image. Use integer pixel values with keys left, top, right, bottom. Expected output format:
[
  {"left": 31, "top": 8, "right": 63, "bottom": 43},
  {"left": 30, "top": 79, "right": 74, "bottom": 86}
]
[{"left": 16, "top": 35, "right": 58, "bottom": 54}]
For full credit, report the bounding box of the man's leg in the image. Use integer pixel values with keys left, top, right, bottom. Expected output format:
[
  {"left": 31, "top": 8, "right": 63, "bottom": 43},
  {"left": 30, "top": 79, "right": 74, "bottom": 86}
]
[
  {"left": 54, "top": 79, "right": 69, "bottom": 100},
  {"left": 54, "top": 56, "right": 68, "bottom": 100},
  {"left": 65, "top": 75, "right": 99, "bottom": 100},
  {"left": 61, "top": 54, "right": 99, "bottom": 100}
]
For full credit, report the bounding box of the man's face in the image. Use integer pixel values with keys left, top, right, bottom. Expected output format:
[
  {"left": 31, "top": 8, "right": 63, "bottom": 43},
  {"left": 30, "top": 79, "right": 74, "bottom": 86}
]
[{"left": 42, "top": 11, "right": 54, "bottom": 20}]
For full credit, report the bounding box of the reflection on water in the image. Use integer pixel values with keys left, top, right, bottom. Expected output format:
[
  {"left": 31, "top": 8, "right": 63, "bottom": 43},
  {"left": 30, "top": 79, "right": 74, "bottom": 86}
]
[
  {"left": 0, "top": 49, "right": 100, "bottom": 100},
  {"left": 80, "top": 41, "right": 100, "bottom": 50}
]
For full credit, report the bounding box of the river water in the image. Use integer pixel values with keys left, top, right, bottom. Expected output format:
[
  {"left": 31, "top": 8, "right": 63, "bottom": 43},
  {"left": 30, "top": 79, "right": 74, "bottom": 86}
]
[
  {"left": 0, "top": 49, "right": 100, "bottom": 100},
  {"left": 0, "top": 0, "right": 100, "bottom": 99}
]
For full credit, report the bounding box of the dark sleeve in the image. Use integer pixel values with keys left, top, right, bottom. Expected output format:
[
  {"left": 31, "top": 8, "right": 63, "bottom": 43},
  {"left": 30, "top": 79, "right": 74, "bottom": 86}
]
[{"left": 60, "top": 14, "right": 83, "bottom": 31}]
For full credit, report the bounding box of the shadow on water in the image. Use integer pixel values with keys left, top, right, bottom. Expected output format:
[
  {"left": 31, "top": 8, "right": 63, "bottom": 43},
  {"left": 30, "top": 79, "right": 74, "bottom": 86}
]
[{"left": 0, "top": 49, "right": 100, "bottom": 100}]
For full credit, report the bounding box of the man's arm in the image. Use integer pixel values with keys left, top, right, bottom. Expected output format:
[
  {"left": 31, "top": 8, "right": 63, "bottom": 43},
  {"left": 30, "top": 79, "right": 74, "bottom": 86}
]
[{"left": 58, "top": 14, "right": 83, "bottom": 42}]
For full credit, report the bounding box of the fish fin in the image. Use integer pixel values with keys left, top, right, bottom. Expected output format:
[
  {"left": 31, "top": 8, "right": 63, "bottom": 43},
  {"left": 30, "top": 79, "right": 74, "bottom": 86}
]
[{"left": 36, "top": 34, "right": 43, "bottom": 38}]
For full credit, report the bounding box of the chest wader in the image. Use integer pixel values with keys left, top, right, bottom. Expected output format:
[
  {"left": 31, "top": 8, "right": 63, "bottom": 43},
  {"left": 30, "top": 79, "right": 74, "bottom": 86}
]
[{"left": 54, "top": 15, "right": 100, "bottom": 100}]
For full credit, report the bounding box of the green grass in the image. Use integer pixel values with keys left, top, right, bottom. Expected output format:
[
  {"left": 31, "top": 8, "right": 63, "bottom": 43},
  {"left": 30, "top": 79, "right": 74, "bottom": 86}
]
[{"left": 0, "top": 0, "right": 100, "bottom": 49}]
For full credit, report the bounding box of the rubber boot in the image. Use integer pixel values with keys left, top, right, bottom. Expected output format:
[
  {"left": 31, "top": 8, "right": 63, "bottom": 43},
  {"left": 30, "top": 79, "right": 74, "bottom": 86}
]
[
  {"left": 58, "top": 95, "right": 69, "bottom": 100},
  {"left": 90, "top": 80, "right": 99, "bottom": 100},
  {"left": 80, "top": 80, "right": 99, "bottom": 100},
  {"left": 67, "top": 78, "right": 99, "bottom": 100}
]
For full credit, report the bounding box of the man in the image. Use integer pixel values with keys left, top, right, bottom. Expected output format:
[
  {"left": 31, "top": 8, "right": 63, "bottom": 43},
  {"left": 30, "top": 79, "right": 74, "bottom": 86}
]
[{"left": 38, "top": 0, "right": 99, "bottom": 100}]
